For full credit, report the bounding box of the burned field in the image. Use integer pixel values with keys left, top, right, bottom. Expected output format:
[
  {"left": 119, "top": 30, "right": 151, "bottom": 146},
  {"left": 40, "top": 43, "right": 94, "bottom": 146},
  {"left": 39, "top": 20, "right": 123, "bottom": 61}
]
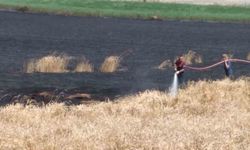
[{"left": 0, "top": 11, "right": 249, "bottom": 105}]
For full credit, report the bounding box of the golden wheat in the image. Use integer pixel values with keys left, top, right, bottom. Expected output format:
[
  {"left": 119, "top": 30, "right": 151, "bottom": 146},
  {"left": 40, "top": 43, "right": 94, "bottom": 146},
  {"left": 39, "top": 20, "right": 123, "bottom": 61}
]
[
  {"left": 0, "top": 78, "right": 250, "bottom": 149},
  {"left": 74, "top": 59, "right": 94, "bottom": 73},
  {"left": 100, "top": 56, "right": 121, "bottom": 73},
  {"left": 25, "top": 54, "right": 70, "bottom": 73}
]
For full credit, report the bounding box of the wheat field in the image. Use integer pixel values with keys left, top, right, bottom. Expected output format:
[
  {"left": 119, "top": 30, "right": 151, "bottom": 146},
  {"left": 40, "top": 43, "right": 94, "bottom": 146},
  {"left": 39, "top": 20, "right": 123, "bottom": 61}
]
[{"left": 0, "top": 78, "right": 249, "bottom": 149}]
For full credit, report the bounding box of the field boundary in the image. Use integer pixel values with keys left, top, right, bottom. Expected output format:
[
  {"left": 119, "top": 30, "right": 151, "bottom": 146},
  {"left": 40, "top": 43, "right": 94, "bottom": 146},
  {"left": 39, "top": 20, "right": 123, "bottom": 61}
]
[{"left": 0, "top": 1, "right": 250, "bottom": 22}]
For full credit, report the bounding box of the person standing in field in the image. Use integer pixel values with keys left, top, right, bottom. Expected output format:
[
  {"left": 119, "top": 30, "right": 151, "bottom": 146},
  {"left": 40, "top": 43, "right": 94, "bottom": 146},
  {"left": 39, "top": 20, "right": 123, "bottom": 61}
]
[
  {"left": 222, "top": 54, "right": 233, "bottom": 78},
  {"left": 175, "top": 55, "right": 186, "bottom": 85}
]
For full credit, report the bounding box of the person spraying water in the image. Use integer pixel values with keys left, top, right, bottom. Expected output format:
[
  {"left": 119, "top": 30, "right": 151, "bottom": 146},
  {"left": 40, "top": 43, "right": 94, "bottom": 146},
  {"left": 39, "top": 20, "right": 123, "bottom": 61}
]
[
  {"left": 169, "top": 55, "right": 186, "bottom": 97},
  {"left": 174, "top": 55, "right": 186, "bottom": 85}
]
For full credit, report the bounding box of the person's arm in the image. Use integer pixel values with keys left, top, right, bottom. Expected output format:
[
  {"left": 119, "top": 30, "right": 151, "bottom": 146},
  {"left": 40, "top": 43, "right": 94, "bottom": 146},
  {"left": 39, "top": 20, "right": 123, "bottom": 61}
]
[
  {"left": 176, "top": 62, "right": 185, "bottom": 74},
  {"left": 176, "top": 69, "right": 184, "bottom": 75},
  {"left": 224, "top": 60, "right": 230, "bottom": 69}
]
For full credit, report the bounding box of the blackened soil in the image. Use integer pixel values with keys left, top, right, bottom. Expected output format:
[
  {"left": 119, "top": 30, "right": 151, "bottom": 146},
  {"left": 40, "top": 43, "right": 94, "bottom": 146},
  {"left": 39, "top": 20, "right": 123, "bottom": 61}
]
[{"left": 0, "top": 11, "right": 249, "bottom": 105}]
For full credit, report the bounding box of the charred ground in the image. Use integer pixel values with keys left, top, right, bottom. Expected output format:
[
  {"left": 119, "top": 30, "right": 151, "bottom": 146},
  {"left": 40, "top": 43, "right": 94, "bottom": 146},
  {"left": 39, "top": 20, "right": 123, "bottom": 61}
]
[{"left": 0, "top": 11, "right": 249, "bottom": 105}]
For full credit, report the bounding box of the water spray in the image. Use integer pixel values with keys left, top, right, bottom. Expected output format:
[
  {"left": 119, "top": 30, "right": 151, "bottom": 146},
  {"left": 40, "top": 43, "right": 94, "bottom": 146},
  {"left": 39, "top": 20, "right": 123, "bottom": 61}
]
[
  {"left": 169, "top": 73, "right": 178, "bottom": 97},
  {"left": 168, "top": 58, "right": 250, "bottom": 97}
]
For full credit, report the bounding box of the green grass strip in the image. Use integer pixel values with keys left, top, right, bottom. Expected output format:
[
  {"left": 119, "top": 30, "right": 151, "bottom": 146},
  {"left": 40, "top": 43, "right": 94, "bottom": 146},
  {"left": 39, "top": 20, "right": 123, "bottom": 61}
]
[{"left": 0, "top": 0, "right": 250, "bottom": 22}]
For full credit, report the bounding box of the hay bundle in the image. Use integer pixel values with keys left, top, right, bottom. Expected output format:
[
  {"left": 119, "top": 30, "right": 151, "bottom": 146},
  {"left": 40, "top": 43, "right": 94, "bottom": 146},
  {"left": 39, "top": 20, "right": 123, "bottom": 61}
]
[
  {"left": 75, "top": 59, "right": 94, "bottom": 73},
  {"left": 25, "top": 54, "right": 69, "bottom": 73},
  {"left": 183, "top": 50, "right": 202, "bottom": 65},
  {"left": 157, "top": 59, "right": 172, "bottom": 70},
  {"left": 100, "top": 56, "right": 120, "bottom": 73}
]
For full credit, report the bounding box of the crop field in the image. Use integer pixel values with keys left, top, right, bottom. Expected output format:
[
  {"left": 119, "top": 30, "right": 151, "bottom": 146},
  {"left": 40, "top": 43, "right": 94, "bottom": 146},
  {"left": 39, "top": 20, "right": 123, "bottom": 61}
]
[
  {"left": 0, "top": 78, "right": 249, "bottom": 149},
  {"left": 0, "top": 1, "right": 249, "bottom": 148}
]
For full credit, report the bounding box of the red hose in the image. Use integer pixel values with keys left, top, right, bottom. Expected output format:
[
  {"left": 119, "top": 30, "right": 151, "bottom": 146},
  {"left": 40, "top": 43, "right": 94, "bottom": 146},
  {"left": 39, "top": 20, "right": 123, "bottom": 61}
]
[{"left": 184, "top": 59, "right": 250, "bottom": 71}]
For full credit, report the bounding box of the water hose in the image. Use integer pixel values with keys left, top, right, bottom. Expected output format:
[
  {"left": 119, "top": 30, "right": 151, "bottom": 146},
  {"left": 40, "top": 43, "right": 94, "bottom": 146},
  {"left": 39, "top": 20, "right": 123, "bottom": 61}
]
[
  {"left": 230, "top": 58, "right": 250, "bottom": 63},
  {"left": 184, "top": 59, "right": 250, "bottom": 71}
]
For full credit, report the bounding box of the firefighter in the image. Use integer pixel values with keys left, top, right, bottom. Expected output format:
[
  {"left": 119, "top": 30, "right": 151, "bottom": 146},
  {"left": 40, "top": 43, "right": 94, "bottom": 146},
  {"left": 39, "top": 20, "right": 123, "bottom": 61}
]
[{"left": 174, "top": 55, "right": 186, "bottom": 84}]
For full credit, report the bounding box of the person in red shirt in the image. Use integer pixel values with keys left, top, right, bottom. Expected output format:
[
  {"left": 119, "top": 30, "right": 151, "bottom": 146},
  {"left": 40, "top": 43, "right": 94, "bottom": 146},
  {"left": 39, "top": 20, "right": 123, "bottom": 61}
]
[{"left": 175, "top": 56, "right": 186, "bottom": 85}]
